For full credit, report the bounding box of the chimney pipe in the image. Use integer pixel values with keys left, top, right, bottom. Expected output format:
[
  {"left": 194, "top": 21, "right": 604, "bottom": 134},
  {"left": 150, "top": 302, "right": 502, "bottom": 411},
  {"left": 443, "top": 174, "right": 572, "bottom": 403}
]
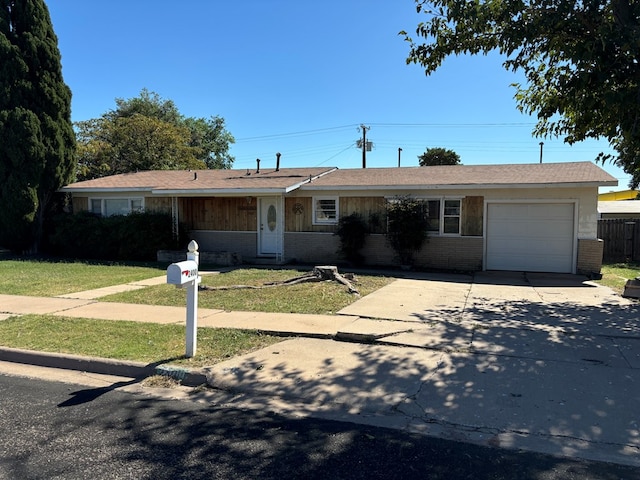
[
  {"left": 276, "top": 152, "right": 281, "bottom": 171},
  {"left": 256, "top": 158, "right": 260, "bottom": 174}
]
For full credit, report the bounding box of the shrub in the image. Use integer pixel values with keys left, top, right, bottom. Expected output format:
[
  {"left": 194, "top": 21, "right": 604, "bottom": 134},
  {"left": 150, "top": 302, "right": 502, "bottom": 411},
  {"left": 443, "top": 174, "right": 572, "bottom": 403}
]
[
  {"left": 385, "top": 195, "right": 429, "bottom": 265},
  {"left": 47, "top": 211, "right": 184, "bottom": 261},
  {"left": 335, "top": 213, "right": 368, "bottom": 265}
]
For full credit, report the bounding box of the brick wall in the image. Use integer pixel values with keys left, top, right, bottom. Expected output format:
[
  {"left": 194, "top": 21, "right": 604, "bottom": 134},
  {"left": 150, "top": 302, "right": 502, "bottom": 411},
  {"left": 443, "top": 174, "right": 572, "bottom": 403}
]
[
  {"left": 414, "top": 236, "right": 484, "bottom": 271},
  {"left": 576, "top": 238, "right": 604, "bottom": 275},
  {"left": 284, "top": 232, "right": 483, "bottom": 271},
  {"left": 284, "top": 232, "right": 341, "bottom": 263},
  {"left": 190, "top": 231, "right": 257, "bottom": 258}
]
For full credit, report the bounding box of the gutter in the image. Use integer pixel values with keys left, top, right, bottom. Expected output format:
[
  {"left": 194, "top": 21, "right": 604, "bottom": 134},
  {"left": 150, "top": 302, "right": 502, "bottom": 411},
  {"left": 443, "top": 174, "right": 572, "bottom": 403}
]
[
  {"left": 300, "top": 181, "right": 618, "bottom": 192},
  {"left": 152, "top": 188, "right": 289, "bottom": 196}
]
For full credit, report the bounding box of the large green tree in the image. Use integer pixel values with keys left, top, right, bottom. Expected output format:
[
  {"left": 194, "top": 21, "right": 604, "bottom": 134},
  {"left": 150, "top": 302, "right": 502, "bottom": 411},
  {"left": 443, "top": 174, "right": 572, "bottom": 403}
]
[
  {"left": 402, "top": 0, "right": 640, "bottom": 187},
  {"left": 76, "top": 89, "right": 235, "bottom": 180},
  {"left": 418, "top": 147, "right": 461, "bottom": 166},
  {"left": 0, "top": 0, "right": 76, "bottom": 252}
]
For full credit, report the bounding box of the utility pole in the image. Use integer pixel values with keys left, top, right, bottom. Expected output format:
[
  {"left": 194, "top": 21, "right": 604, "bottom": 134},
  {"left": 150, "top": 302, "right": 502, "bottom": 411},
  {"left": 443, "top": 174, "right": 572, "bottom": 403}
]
[
  {"left": 398, "top": 147, "right": 402, "bottom": 167},
  {"left": 360, "top": 124, "right": 370, "bottom": 168},
  {"left": 539, "top": 142, "right": 544, "bottom": 163}
]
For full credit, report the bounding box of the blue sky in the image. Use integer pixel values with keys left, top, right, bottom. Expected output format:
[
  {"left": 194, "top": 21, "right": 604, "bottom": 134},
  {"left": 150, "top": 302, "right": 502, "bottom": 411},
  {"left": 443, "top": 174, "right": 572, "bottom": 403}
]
[{"left": 47, "top": 0, "right": 631, "bottom": 191}]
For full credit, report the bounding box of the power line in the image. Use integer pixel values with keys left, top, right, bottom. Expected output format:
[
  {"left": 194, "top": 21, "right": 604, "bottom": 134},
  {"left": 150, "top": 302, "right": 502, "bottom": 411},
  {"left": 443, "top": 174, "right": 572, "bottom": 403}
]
[
  {"left": 235, "top": 122, "right": 537, "bottom": 143},
  {"left": 236, "top": 124, "right": 358, "bottom": 142},
  {"left": 315, "top": 144, "right": 357, "bottom": 166},
  {"left": 368, "top": 122, "right": 535, "bottom": 128}
]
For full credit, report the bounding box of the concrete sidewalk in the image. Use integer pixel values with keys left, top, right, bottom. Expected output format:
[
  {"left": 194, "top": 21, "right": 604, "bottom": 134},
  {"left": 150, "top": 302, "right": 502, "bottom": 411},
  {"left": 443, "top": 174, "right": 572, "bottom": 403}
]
[{"left": 1, "top": 270, "right": 639, "bottom": 467}]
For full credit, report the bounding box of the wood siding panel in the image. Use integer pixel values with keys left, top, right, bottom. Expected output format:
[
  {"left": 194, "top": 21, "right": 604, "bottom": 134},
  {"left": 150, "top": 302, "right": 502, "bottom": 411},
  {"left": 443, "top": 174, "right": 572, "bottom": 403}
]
[
  {"left": 181, "top": 198, "right": 257, "bottom": 231},
  {"left": 341, "top": 197, "right": 387, "bottom": 233},
  {"left": 72, "top": 197, "right": 88, "bottom": 212},
  {"left": 285, "top": 196, "right": 386, "bottom": 233},
  {"left": 145, "top": 197, "right": 171, "bottom": 213},
  {"left": 461, "top": 196, "right": 483, "bottom": 236}
]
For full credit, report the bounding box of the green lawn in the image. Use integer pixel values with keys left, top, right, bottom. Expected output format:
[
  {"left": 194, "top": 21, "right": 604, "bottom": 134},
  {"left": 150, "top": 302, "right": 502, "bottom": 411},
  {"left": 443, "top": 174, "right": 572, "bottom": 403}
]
[
  {"left": 0, "top": 315, "right": 281, "bottom": 368},
  {"left": 103, "top": 268, "right": 393, "bottom": 315},
  {"left": 0, "top": 261, "right": 393, "bottom": 367},
  {"left": 597, "top": 263, "right": 640, "bottom": 295},
  {"left": 0, "top": 259, "right": 164, "bottom": 296}
]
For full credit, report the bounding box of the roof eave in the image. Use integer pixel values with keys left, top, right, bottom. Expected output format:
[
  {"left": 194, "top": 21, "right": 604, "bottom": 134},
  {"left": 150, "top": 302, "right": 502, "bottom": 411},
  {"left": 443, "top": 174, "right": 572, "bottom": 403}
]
[
  {"left": 58, "top": 187, "right": 154, "bottom": 193},
  {"left": 152, "top": 188, "right": 288, "bottom": 196},
  {"left": 301, "top": 181, "right": 617, "bottom": 191}
]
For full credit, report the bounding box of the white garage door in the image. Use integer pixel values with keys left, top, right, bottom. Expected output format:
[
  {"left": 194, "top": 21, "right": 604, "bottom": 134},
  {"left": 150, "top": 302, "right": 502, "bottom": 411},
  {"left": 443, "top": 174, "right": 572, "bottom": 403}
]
[{"left": 486, "top": 203, "right": 575, "bottom": 273}]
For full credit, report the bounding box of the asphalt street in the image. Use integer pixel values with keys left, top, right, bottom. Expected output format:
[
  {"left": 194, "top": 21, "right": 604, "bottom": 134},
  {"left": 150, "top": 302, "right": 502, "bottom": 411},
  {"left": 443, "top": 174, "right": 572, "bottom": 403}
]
[{"left": 0, "top": 374, "right": 638, "bottom": 480}]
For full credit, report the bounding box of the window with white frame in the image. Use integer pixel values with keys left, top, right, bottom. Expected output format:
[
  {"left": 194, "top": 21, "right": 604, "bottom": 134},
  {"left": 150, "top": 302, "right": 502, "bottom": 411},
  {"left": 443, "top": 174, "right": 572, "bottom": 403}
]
[
  {"left": 313, "top": 196, "right": 339, "bottom": 224},
  {"left": 417, "top": 198, "right": 461, "bottom": 235},
  {"left": 89, "top": 198, "right": 144, "bottom": 217},
  {"left": 443, "top": 199, "right": 461, "bottom": 234}
]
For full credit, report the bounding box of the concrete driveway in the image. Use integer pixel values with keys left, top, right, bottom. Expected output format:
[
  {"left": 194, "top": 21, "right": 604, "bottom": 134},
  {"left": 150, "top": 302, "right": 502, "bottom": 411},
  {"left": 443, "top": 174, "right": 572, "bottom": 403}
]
[{"left": 205, "top": 271, "right": 640, "bottom": 466}]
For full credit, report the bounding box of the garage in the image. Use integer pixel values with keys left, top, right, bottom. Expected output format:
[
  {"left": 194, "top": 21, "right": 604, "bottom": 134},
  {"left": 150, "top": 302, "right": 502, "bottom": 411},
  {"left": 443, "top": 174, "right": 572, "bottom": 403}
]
[{"left": 485, "top": 203, "right": 576, "bottom": 273}]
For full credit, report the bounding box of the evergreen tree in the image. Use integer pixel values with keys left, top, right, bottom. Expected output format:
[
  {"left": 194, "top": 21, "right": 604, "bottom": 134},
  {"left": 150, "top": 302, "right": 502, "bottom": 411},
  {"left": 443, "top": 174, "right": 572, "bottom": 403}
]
[{"left": 0, "top": 0, "right": 75, "bottom": 252}]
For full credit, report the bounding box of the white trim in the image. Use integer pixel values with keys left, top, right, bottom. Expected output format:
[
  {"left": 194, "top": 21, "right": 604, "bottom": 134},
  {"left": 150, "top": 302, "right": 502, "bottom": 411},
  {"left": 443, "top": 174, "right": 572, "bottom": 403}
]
[
  {"left": 89, "top": 196, "right": 145, "bottom": 217},
  {"left": 442, "top": 198, "right": 462, "bottom": 236},
  {"left": 258, "top": 196, "right": 283, "bottom": 257},
  {"left": 312, "top": 196, "right": 339, "bottom": 225},
  {"left": 385, "top": 195, "right": 463, "bottom": 236},
  {"left": 171, "top": 197, "right": 179, "bottom": 240},
  {"left": 302, "top": 182, "right": 615, "bottom": 192},
  {"left": 153, "top": 188, "right": 289, "bottom": 196}
]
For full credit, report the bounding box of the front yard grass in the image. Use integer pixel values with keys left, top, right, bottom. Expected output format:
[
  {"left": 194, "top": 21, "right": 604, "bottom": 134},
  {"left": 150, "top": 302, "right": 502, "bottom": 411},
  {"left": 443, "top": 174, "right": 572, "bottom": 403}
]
[
  {"left": 103, "top": 268, "right": 394, "bottom": 315},
  {"left": 0, "top": 259, "right": 164, "bottom": 296},
  {"left": 0, "top": 263, "right": 393, "bottom": 366},
  {"left": 597, "top": 262, "right": 640, "bottom": 295},
  {"left": 0, "top": 315, "right": 281, "bottom": 368}
]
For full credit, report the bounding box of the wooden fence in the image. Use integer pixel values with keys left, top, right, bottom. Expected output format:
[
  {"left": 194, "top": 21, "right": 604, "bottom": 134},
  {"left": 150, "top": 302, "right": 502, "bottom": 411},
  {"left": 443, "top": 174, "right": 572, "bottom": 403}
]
[{"left": 598, "top": 218, "right": 640, "bottom": 262}]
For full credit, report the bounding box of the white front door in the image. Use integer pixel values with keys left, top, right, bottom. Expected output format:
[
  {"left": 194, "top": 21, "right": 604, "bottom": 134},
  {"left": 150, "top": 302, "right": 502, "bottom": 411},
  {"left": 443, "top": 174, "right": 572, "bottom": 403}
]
[{"left": 258, "top": 197, "right": 281, "bottom": 255}]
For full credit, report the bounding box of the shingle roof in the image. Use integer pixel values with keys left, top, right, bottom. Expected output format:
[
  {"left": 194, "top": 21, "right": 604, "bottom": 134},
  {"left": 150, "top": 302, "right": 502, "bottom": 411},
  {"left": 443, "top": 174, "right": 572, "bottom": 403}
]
[
  {"left": 61, "top": 167, "right": 337, "bottom": 193},
  {"left": 60, "top": 161, "right": 616, "bottom": 194},
  {"left": 301, "top": 162, "right": 617, "bottom": 190}
]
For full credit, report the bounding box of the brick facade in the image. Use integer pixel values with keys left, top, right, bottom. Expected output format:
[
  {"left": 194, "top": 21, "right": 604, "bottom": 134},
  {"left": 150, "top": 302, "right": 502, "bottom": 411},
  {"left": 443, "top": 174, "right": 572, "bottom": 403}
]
[
  {"left": 283, "top": 232, "right": 483, "bottom": 271},
  {"left": 190, "top": 231, "right": 257, "bottom": 258},
  {"left": 576, "top": 238, "right": 604, "bottom": 275}
]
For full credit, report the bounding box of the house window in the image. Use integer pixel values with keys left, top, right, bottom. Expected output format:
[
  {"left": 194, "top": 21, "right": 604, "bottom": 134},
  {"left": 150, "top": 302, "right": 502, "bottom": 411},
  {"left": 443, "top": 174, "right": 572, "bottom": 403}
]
[
  {"left": 443, "top": 199, "right": 461, "bottom": 234},
  {"left": 313, "top": 196, "right": 339, "bottom": 224},
  {"left": 89, "top": 198, "right": 144, "bottom": 217},
  {"left": 417, "top": 198, "right": 461, "bottom": 235},
  {"left": 424, "top": 200, "right": 440, "bottom": 232}
]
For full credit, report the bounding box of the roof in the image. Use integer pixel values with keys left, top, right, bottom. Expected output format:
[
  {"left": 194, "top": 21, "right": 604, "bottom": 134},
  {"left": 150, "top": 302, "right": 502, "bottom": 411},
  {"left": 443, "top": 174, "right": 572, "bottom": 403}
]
[
  {"left": 300, "top": 161, "right": 617, "bottom": 191},
  {"left": 598, "top": 189, "right": 639, "bottom": 201},
  {"left": 60, "top": 167, "right": 337, "bottom": 195},
  {"left": 598, "top": 200, "right": 640, "bottom": 214},
  {"left": 60, "top": 161, "right": 617, "bottom": 195}
]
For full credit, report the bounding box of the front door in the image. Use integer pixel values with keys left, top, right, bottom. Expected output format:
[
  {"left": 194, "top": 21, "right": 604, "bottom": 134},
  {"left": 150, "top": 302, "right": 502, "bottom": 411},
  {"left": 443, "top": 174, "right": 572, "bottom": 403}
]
[{"left": 258, "top": 197, "right": 280, "bottom": 255}]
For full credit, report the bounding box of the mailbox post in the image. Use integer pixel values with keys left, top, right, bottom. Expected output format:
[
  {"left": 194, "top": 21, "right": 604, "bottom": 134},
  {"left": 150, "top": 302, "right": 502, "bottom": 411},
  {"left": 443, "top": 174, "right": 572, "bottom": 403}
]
[{"left": 166, "top": 240, "right": 200, "bottom": 357}]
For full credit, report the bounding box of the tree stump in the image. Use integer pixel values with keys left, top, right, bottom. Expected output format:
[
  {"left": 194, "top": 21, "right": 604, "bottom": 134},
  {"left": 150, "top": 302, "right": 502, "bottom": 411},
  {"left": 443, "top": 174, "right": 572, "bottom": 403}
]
[{"left": 199, "top": 265, "right": 360, "bottom": 295}]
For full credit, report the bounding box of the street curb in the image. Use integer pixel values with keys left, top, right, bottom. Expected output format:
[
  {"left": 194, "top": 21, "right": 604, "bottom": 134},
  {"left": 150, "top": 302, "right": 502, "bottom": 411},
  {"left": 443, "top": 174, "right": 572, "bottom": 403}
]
[{"left": 0, "top": 347, "right": 208, "bottom": 387}]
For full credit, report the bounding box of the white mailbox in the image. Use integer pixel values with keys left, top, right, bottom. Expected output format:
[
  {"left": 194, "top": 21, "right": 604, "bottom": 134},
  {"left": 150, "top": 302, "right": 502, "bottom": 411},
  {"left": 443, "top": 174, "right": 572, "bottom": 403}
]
[{"left": 167, "top": 260, "right": 199, "bottom": 285}]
